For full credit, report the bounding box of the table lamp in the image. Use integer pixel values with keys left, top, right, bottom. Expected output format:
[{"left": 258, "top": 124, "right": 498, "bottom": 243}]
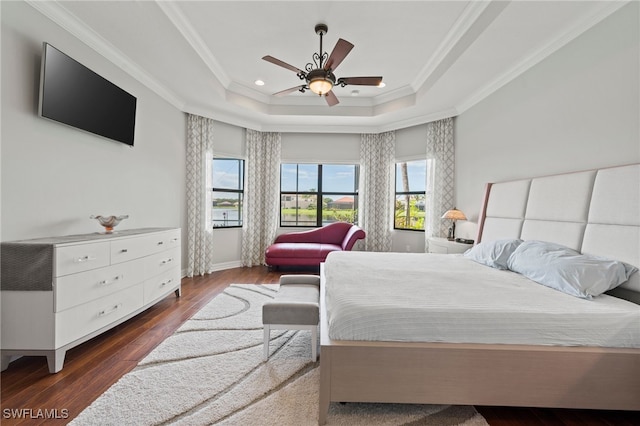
[{"left": 441, "top": 208, "right": 467, "bottom": 241}]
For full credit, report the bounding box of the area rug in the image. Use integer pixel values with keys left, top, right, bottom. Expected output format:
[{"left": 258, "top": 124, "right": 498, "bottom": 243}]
[{"left": 70, "top": 284, "right": 489, "bottom": 425}]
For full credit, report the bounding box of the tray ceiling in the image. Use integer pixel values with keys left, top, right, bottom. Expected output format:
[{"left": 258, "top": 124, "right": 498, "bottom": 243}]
[{"left": 27, "top": 1, "right": 626, "bottom": 133}]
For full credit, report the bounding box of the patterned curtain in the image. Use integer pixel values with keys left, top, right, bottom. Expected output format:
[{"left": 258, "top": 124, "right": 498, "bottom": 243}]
[
  {"left": 359, "top": 131, "right": 395, "bottom": 252},
  {"left": 185, "top": 114, "right": 216, "bottom": 276},
  {"left": 425, "top": 117, "right": 455, "bottom": 242},
  {"left": 241, "top": 129, "right": 281, "bottom": 266}
]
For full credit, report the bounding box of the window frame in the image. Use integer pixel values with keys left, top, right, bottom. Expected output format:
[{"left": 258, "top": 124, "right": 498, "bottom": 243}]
[
  {"left": 394, "top": 159, "right": 427, "bottom": 232},
  {"left": 211, "top": 157, "right": 244, "bottom": 229},
  {"left": 279, "top": 163, "right": 359, "bottom": 227}
]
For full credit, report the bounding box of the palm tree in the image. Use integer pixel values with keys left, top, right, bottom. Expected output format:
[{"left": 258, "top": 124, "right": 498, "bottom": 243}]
[{"left": 400, "top": 162, "right": 410, "bottom": 226}]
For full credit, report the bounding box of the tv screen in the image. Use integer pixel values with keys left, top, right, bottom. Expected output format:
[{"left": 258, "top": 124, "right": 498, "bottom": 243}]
[{"left": 39, "top": 43, "right": 137, "bottom": 146}]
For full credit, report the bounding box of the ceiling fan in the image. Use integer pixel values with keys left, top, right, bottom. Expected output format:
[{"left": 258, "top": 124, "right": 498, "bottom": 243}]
[{"left": 262, "top": 24, "right": 383, "bottom": 106}]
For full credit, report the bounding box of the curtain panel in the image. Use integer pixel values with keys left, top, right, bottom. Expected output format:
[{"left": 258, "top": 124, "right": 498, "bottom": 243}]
[
  {"left": 359, "top": 131, "right": 395, "bottom": 252},
  {"left": 425, "top": 117, "right": 455, "bottom": 241},
  {"left": 241, "top": 130, "right": 281, "bottom": 266},
  {"left": 185, "top": 114, "right": 216, "bottom": 276}
]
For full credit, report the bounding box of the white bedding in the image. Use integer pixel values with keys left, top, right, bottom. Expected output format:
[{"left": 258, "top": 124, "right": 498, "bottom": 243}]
[{"left": 324, "top": 251, "right": 640, "bottom": 348}]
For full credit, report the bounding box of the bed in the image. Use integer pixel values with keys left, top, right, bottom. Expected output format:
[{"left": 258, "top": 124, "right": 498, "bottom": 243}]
[{"left": 318, "top": 163, "right": 640, "bottom": 425}]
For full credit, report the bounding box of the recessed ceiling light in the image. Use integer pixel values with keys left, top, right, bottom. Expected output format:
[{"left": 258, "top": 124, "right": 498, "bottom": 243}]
[
  {"left": 254, "top": 80, "right": 265, "bottom": 86},
  {"left": 378, "top": 82, "right": 386, "bottom": 88}
]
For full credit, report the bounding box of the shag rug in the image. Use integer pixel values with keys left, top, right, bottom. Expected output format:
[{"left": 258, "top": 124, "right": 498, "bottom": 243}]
[{"left": 71, "top": 284, "right": 489, "bottom": 425}]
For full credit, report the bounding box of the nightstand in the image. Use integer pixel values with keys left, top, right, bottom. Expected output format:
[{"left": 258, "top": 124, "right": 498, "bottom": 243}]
[{"left": 427, "top": 237, "right": 473, "bottom": 254}]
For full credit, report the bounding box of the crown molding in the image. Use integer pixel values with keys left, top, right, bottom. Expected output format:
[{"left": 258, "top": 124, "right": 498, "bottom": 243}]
[
  {"left": 455, "top": 0, "right": 630, "bottom": 114},
  {"left": 155, "top": 1, "right": 231, "bottom": 89},
  {"left": 184, "top": 102, "right": 263, "bottom": 132},
  {"left": 25, "top": 0, "right": 185, "bottom": 111},
  {"left": 411, "top": 0, "right": 493, "bottom": 92},
  {"left": 377, "top": 108, "right": 459, "bottom": 134}
]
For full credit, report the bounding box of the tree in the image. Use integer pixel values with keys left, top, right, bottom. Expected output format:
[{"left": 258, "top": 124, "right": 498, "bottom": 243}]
[{"left": 400, "top": 162, "right": 410, "bottom": 226}]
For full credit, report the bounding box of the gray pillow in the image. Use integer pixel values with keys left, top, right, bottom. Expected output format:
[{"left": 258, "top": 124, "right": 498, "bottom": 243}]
[
  {"left": 463, "top": 239, "right": 523, "bottom": 270},
  {"left": 506, "top": 240, "right": 638, "bottom": 299}
]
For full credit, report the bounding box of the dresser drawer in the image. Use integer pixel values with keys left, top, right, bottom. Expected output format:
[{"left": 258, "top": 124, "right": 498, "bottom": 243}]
[
  {"left": 145, "top": 247, "right": 180, "bottom": 278},
  {"left": 54, "top": 260, "right": 145, "bottom": 312},
  {"left": 145, "top": 229, "right": 181, "bottom": 255},
  {"left": 56, "top": 283, "right": 143, "bottom": 347},
  {"left": 143, "top": 268, "right": 181, "bottom": 304},
  {"left": 161, "top": 229, "right": 181, "bottom": 251},
  {"left": 110, "top": 235, "right": 154, "bottom": 264},
  {"left": 55, "top": 242, "right": 110, "bottom": 276}
]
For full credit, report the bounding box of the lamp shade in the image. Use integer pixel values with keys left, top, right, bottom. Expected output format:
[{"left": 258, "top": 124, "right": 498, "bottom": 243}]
[{"left": 441, "top": 208, "right": 467, "bottom": 221}]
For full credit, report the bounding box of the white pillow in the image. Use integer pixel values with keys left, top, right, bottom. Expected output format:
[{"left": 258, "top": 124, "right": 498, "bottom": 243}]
[
  {"left": 507, "top": 240, "right": 638, "bottom": 299},
  {"left": 463, "top": 239, "right": 523, "bottom": 270}
]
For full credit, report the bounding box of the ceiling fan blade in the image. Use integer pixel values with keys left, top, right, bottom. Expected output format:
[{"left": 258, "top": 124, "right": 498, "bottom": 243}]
[
  {"left": 338, "top": 76, "right": 383, "bottom": 86},
  {"left": 273, "top": 85, "right": 306, "bottom": 97},
  {"left": 324, "top": 39, "right": 354, "bottom": 71},
  {"left": 325, "top": 90, "right": 339, "bottom": 106},
  {"left": 262, "top": 55, "right": 305, "bottom": 75}
]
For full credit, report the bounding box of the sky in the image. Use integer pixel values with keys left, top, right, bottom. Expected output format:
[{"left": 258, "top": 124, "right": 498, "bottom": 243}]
[
  {"left": 281, "top": 164, "right": 357, "bottom": 194},
  {"left": 213, "top": 159, "right": 427, "bottom": 198}
]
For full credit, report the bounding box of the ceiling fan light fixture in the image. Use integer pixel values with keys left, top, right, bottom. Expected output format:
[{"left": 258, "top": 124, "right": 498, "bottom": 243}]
[
  {"left": 309, "top": 77, "right": 333, "bottom": 96},
  {"left": 263, "top": 24, "right": 382, "bottom": 106},
  {"left": 307, "top": 69, "right": 335, "bottom": 96}
]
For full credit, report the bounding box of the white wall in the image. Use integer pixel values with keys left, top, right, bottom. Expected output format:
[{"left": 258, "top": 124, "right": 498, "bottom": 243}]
[
  {"left": 281, "top": 132, "right": 360, "bottom": 163},
  {"left": 1, "top": 3, "right": 186, "bottom": 254},
  {"left": 454, "top": 2, "right": 639, "bottom": 240}
]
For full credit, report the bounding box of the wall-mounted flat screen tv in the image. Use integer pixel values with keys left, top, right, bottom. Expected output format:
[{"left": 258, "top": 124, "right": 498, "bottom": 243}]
[{"left": 39, "top": 42, "right": 137, "bottom": 146}]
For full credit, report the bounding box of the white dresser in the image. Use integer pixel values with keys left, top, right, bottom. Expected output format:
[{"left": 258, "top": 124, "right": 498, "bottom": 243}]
[{"left": 1, "top": 228, "right": 181, "bottom": 373}]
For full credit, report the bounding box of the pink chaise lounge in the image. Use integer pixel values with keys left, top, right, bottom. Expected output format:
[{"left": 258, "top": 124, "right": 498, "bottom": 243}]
[{"left": 265, "top": 222, "right": 365, "bottom": 269}]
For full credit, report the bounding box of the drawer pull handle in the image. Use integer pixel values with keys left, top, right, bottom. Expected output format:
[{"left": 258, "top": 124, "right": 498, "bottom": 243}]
[
  {"left": 171, "top": 238, "right": 179, "bottom": 243},
  {"left": 157, "top": 241, "right": 164, "bottom": 245},
  {"left": 75, "top": 256, "right": 96, "bottom": 263},
  {"left": 160, "top": 279, "right": 173, "bottom": 287},
  {"left": 121, "top": 249, "right": 128, "bottom": 253},
  {"left": 99, "top": 275, "right": 123, "bottom": 286},
  {"left": 98, "top": 303, "right": 122, "bottom": 317},
  {"left": 161, "top": 258, "right": 173, "bottom": 265}
]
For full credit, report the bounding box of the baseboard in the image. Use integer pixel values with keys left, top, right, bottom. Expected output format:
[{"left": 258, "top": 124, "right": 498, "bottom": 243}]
[
  {"left": 181, "top": 261, "right": 245, "bottom": 277},
  {"left": 210, "top": 260, "right": 243, "bottom": 272}
]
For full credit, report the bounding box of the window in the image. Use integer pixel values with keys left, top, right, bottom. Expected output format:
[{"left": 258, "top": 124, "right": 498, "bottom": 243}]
[
  {"left": 280, "top": 163, "right": 359, "bottom": 227},
  {"left": 394, "top": 160, "right": 427, "bottom": 231},
  {"left": 211, "top": 158, "right": 244, "bottom": 228}
]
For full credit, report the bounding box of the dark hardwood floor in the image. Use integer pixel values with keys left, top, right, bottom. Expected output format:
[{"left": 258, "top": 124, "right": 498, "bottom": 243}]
[{"left": 2, "top": 266, "right": 638, "bottom": 425}]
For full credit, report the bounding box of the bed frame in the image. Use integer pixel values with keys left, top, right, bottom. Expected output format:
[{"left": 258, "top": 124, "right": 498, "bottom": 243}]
[{"left": 318, "top": 164, "right": 640, "bottom": 425}]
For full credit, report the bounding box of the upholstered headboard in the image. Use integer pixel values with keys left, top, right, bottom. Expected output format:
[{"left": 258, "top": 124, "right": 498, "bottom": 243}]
[{"left": 476, "top": 163, "right": 640, "bottom": 303}]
